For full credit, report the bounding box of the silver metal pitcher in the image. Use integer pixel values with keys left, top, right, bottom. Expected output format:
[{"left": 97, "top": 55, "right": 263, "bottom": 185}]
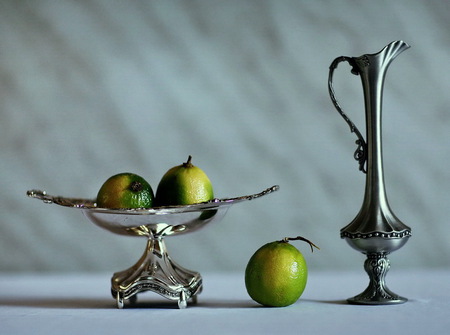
[{"left": 328, "top": 40, "right": 412, "bottom": 304}]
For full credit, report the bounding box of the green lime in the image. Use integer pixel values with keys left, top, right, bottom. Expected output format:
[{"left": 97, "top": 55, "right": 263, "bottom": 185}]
[
  {"left": 96, "top": 172, "right": 154, "bottom": 209},
  {"left": 245, "top": 236, "right": 319, "bottom": 307},
  {"left": 155, "top": 156, "right": 214, "bottom": 206}
]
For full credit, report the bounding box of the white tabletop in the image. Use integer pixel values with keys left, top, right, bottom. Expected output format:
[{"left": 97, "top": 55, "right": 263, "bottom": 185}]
[{"left": 1, "top": 269, "right": 449, "bottom": 335}]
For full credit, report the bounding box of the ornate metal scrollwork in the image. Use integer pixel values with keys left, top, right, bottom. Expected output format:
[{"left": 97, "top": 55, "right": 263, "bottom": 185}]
[{"left": 328, "top": 56, "right": 368, "bottom": 173}]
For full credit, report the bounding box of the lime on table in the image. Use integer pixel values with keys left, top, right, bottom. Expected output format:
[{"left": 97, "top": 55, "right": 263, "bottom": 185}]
[
  {"left": 245, "top": 236, "right": 319, "bottom": 307},
  {"left": 96, "top": 172, "right": 154, "bottom": 209},
  {"left": 155, "top": 155, "right": 214, "bottom": 206}
]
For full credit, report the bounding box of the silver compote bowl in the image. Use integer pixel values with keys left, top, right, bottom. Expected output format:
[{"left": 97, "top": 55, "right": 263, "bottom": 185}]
[{"left": 27, "top": 185, "right": 279, "bottom": 309}]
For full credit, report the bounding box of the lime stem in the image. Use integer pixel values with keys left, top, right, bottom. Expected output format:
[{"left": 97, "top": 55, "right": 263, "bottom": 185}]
[
  {"left": 183, "top": 155, "right": 193, "bottom": 167},
  {"left": 280, "top": 236, "right": 320, "bottom": 253}
]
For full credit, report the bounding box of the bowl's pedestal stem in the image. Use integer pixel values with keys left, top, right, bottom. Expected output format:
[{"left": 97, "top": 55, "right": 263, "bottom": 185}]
[{"left": 111, "top": 237, "right": 202, "bottom": 309}]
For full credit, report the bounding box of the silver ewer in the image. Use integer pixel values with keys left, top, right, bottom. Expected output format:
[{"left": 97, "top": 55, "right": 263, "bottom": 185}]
[{"left": 328, "top": 41, "right": 412, "bottom": 304}]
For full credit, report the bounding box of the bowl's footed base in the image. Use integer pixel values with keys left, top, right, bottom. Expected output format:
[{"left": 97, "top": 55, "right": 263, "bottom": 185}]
[
  {"left": 110, "top": 237, "right": 203, "bottom": 309},
  {"left": 111, "top": 272, "right": 202, "bottom": 309}
]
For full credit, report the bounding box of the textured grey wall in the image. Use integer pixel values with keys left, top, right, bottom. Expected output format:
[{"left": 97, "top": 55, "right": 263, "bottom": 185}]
[{"left": 1, "top": 0, "right": 449, "bottom": 273}]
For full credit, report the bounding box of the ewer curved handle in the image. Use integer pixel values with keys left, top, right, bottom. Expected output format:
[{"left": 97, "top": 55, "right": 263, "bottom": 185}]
[{"left": 328, "top": 56, "right": 367, "bottom": 173}]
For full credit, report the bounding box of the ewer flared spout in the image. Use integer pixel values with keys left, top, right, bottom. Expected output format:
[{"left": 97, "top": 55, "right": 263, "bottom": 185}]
[{"left": 329, "top": 41, "right": 412, "bottom": 305}]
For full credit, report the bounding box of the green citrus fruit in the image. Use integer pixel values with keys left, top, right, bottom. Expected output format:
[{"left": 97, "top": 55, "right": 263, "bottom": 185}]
[
  {"left": 155, "top": 156, "right": 214, "bottom": 206},
  {"left": 96, "top": 172, "right": 154, "bottom": 209},
  {"left": 245, "top": 236, "right": 319, "bottom": 307}
]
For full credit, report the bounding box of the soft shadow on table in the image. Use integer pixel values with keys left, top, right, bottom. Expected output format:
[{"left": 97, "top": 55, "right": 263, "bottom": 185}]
[
  {"left": 124, "top": 298, "right": 256, "bottom": 309},
  {"left": 198, "top": 299, "right": 350, "bottom": 308},
  {"left": 0, "top": 297, "right": 114, "bottom": 309},
  {"left": 0, "top": 297, "right": 188, "bottom": 310},
  {"left": 196, "top": 299, "right": 256, "bottom": 309},
  {"left": 0, "top": 297, "right": 254, "bottom": 310},
  {"left": 301, "top": 298, "right": 349, "bottom": 305},
  {"left": 122, "top": 299, "right": 256, "bottom": 309},
  {"left": 0, "top": 297, "right": 349, "bottom": 309}
]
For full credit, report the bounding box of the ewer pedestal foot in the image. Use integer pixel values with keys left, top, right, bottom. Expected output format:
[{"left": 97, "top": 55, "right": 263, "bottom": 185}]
[
  {"left": 111, "top": 237, "right": 202, "bottom": 309},
  {"left": 348, "top": 253, "right": 407, "bottom": 305}
]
